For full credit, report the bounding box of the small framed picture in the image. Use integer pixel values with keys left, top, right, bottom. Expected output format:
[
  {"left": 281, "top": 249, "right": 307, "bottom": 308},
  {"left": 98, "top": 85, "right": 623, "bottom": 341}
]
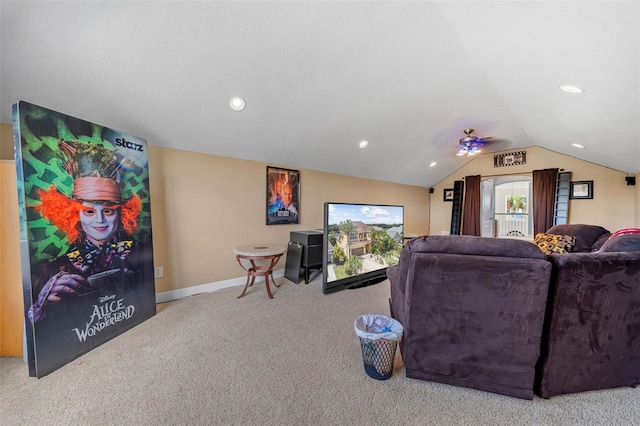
[
  {"left": 443, "top": 188, "right": 454, "bottom": 202},
  {"left": 570, "top": 180, "right": 593, "bottom": 199}
]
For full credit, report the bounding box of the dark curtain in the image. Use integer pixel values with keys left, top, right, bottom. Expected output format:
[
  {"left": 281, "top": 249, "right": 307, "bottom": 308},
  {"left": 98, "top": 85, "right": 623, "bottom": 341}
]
[
  {"left": 461, "top": 175, "right": 481, "bottom": 236},
  {"left": 532, "top": 168, "right": 559, "bottom": 235}
]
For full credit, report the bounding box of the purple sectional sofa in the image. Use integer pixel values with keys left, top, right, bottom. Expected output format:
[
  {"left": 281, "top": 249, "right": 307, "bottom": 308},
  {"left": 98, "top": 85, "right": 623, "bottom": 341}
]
[
  {"left": 536, "top": 225, "right": 640, "bottom": 398},
  {"left": 388, "top": 225, "right": 640, "bottom": 400}
]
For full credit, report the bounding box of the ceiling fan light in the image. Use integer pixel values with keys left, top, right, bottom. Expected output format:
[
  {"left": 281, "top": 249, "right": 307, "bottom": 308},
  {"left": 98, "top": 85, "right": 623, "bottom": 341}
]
[{"left": 456, "top": 128, "right": 489, "bottom": 157}]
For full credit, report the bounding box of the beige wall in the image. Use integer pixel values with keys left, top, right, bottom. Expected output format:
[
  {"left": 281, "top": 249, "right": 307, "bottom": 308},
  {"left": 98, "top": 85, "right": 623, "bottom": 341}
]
[
  {"left": 0, "top": 122, "right": 13, "bottom": 160},
  {"left": 148, "top": 146, "right": 430, "bottom": 292},
  {"left": 430, "top": 146, "right": 639, "bottom": 235},
  {"left": 1, "top": 160, "right": 23, "bottom": 357},
  {"left": 1, "top": 123, "right": 23, "bottom": 357},
  {"left": 1, "top": 124, "right": 23, "bottom": 356}
]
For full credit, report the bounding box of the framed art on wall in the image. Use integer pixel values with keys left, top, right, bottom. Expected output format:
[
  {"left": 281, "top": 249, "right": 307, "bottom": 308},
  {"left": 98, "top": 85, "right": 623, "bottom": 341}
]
[
  {"left": 494, "top": 151, "right": 526, "bottom": 168},
  {"left": 266, "top": 166, "right": 300, "bottom": 225},
  {"left": 570, "top": 180, "right": 593, "bottom": 199},
  {"left": 443, "top": 188, "right": 454, "bottom": 202}
]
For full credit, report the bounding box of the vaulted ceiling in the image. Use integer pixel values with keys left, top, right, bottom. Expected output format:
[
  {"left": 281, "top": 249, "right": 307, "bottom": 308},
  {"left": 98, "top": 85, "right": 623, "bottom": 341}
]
[{"left": 1, "top": 1, "right": 638, "bottom": 187}]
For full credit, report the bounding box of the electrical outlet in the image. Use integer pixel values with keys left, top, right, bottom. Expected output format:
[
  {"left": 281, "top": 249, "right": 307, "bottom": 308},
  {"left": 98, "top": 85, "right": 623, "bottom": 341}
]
[{"left": 154, "top": 266, "right": 164, "bottom": 278}]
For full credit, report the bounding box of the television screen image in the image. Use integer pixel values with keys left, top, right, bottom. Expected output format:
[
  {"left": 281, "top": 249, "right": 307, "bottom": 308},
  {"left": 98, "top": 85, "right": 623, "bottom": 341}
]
[{"left": 323, "top": 202, "right": 404, "bottom": 294}]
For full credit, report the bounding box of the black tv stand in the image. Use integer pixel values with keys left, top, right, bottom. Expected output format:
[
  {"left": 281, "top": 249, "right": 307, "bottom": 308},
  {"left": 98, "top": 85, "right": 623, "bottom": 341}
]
[{"left": 346, "top": 275, "right": 387, "bottom": 290}]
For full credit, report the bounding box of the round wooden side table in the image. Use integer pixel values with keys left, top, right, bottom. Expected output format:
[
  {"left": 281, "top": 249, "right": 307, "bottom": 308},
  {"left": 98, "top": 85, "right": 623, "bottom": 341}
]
[{"left": 233, "top": 244, "right": 285, "bottom": 299}]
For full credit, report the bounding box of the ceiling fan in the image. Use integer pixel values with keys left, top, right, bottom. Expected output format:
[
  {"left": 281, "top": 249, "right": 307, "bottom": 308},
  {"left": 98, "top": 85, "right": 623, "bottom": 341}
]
[{"left": 456, "top": 128, "right": 493, "bottom": 156}]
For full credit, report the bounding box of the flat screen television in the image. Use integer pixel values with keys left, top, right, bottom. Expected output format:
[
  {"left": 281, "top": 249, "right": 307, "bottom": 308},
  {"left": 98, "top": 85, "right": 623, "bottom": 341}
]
[{"left": 322, "top": 202, "right": 404, "bottom": 294}]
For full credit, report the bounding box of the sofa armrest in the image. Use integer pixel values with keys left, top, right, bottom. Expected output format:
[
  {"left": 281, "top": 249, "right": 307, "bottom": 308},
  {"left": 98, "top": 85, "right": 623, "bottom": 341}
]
[{"left": 387, "top": 265, "right": 408, "bottom": 334}]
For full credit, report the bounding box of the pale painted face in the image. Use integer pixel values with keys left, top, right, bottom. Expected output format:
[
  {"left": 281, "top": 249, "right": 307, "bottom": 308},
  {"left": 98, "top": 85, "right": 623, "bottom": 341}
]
[
  {"left": 79, "top": 202, "right": 120, "bottom": 245},
  {"left": 282, "top": 184, "right": 293, "bottom": 206}
]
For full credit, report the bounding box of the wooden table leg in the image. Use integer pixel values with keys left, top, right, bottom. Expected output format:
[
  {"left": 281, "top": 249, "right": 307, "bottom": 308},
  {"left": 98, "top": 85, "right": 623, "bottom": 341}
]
[
  {"left": 263, "top": 267, "right": 274, "bottom": 299},
  {"left": 236, "top": 256, "right": 254, "bottom": 299},
  {"left": 235, "top": 253, "right": 283, "bottom": 299}
]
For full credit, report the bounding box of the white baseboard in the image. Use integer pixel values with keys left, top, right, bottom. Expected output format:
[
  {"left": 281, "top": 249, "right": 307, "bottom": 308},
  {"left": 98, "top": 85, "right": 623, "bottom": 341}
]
[{"left": 155, "top": 270, "right": 286, "bottom": 304}]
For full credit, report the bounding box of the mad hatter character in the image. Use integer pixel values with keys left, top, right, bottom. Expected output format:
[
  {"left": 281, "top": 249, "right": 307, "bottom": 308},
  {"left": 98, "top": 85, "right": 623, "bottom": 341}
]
[{"left": 28, "top": 141, "right": 145, "bottom": 323}]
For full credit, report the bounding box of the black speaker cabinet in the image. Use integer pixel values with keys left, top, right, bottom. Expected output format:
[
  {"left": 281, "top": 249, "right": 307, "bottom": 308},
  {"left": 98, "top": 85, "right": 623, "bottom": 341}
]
[
  {"left": 626, "top": 176, "right": 636, "bottom": 186},
  {"left": 289, "top": 230, "right": 323, "bottom": 284}
]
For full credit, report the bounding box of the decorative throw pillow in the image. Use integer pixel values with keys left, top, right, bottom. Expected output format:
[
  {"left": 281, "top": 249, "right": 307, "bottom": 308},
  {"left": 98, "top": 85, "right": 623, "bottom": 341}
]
[
  {"left": 533, "top": 233, "right": 576, "bottom": 255},
  {"left": 545, "top": 224, "right": 609, "bottom": 253}
]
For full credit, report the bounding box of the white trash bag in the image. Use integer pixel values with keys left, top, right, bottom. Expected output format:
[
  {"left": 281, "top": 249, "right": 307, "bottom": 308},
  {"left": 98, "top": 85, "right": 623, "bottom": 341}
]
[{"left": 354, "top": 314, "right": 403, "bottom": 341}]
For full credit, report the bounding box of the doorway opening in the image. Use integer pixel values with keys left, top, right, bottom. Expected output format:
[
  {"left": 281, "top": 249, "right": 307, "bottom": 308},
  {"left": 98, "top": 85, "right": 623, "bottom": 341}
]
[{"left": 481, "top": 176, "right": 533, "bottom": 239}]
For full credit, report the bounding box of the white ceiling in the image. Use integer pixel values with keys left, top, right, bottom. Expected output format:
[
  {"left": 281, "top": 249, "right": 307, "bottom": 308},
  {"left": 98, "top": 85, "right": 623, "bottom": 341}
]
[{"left": 1, "top": 1, "right": 638, "bottom": 187}]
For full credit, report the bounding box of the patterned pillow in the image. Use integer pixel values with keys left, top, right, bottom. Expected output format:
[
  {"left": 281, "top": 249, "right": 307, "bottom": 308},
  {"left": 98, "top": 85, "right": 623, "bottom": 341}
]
[
  {"left": 533, "top": 233, "right": 576, "bottom": 255},
  {"left": 545, "top": 224, "right": 609, "bottom": 252}
]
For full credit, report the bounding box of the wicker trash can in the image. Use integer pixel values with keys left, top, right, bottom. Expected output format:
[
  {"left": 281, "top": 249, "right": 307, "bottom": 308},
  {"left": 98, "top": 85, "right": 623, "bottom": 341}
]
[{"left": 354, "top": 314, "right": 403, "bottom": 380}]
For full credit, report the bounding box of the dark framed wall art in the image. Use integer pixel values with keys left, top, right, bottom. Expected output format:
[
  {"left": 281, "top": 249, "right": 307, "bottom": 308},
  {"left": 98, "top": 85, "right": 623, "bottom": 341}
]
[
  {"left": 266, "top": 166, "right": 300, "bottom": 225},
  {"left": 494, "top": 151, "right": 526, "bottom": 168},
  {"left": 570, "top": 180, "right": 593, "bottom": 199},
  {"left": 443, "top": 188, "right": 454, "bottom": 202}
]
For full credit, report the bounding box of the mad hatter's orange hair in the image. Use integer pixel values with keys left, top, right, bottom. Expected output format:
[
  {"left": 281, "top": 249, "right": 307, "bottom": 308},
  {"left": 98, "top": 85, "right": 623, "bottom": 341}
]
[
  {"left": 36, "top": 186, "right": 141, "bottom": 244},
  {"left": 119, "top": 194, "right": 141, "bottom": 235}
]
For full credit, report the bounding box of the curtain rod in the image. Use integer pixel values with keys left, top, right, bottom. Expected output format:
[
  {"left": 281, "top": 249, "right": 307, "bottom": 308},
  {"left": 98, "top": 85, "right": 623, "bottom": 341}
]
[{"left": 462, "top": 168, "right": 564, "bottom": 179}]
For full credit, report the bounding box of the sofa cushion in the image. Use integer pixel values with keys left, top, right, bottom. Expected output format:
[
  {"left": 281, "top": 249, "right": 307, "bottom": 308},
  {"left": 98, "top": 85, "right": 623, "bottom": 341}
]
[
  {"left": 545, "top": 224, "right": 610, "bottom": 253},
  {"left": 533, "top": 233, "right": 576, "bottom": 255},
  {"left": 599, "top": 233, "right": 640, "bottom": 253}
]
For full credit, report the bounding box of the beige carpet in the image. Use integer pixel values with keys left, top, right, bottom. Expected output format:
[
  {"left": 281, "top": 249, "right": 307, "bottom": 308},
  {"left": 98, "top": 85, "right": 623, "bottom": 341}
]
[{"left": 1, "top": 277, "right": 638, "bottom": 425}]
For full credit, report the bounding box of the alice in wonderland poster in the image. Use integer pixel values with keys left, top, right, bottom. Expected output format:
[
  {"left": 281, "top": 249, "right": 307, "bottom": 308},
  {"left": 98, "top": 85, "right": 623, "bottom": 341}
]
[{"left": 13, "top": 101, "right": 156, "bottom": 377}]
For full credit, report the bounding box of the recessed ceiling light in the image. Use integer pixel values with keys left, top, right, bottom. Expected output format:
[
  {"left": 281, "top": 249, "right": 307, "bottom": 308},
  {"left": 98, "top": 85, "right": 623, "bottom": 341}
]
[
  {"left": 559, "top": 85, "right": 584, "bottom": 94},
  {"left": 571, "top": 143, "right": 585, "bottom": 149},
  {"left": 429, "top": 162, "right": 437, "bottom": 167},
  {"left": 359, "top": 140, "right": 369, "bottom": 149},
  {"left": 229, "top": 97, "right": 246, "bottom": 111}
]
